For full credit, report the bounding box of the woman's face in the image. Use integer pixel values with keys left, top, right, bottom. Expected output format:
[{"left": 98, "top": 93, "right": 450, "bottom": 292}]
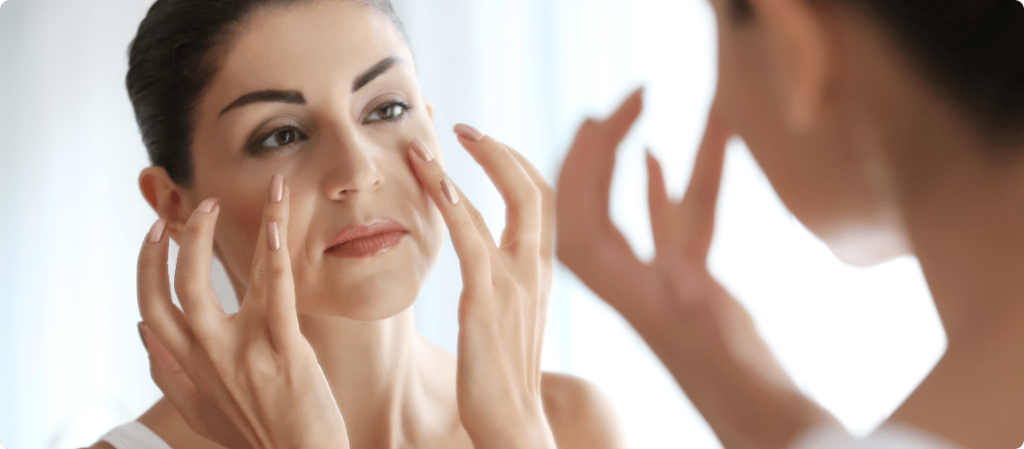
[{"left": 186, "top": 1, "right": 444, "bottom": 320}]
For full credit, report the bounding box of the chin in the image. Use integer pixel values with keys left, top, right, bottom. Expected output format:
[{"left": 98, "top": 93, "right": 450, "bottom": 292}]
[{"left": 298, "top": 277, "right": 420, "bottom": 321}]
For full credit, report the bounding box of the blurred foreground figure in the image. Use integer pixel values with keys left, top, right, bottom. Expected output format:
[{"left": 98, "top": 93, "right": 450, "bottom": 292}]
[{"left": 557, "top": 0, "right": 1024, "bottom": 448}]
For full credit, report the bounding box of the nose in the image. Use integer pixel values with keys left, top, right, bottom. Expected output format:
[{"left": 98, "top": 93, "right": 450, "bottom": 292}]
[{"left": 321, "top": 135, "right": 385, "bottom": 201}]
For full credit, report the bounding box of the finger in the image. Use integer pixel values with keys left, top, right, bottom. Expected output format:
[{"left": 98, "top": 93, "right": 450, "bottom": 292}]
[
  {"left": 453, "top": 124, "right": 542, "bottom": 257},
  {"left": 141, "top": 321, "right": 202, "bottom": 429},
  {"left": 408, "top": 138, "right": 492, "bottom": 293},
  {"left": 454, "top": 185, "right": 497, "bottom": 249},
  {"left": 142, "top": 323, "right": 260, "bottom": 447},
  {"left": 504, "top": 147, "right": 556, "bottom": 263},
  {"left": 556, "top": 87, "right": 643, "bottom": 249},
  {"left": 501, "top": 147, "right": 554, "bottom": 372},
  {"left": 646, "top": 150, "right": 673, "bottom": 252},
  {"left": 173, "top": 197, "right": 227, "bottom": 334},
  {"left": 556, "top": 88, "right": 653, "bottom": 316},
  {"left": 138, "top": 218, "right": 193, "bottom": 358},
  {"left": 250, "top": 175, "right": 300, "bottom": 349},
  {"left": 676, "top": 107, "right": 732, "bottom": 262}
]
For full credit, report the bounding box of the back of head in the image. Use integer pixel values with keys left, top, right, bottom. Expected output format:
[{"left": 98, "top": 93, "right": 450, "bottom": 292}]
[
  {"left": 729, "top": 0, "right": 1024, "bottom": 147},
  {"left": 859, "top": 0, "right": 1024, "bottom": 145}
]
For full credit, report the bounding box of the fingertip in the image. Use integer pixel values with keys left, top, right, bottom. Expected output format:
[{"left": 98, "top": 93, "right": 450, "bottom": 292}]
[
  {"left": 196, "top": 197, "right": 219, "bottom": 214},
  {"left": 146, "top": 219, "right": 167, "bottom": 244},
  {"left": 269, "top": 174, "right": 285, "bottom": 204},
  {"left": 267, "top": 222, "right": 281, "bottom": 251},
  {"left": 410, "top": 137, "right": 434, "bottom": 162},
  {"left": 453, "top": 123, "right": 484, "bottom": 142},
  {"left": 440, "top": 178, "right": 460, "bottom": 205},
  {"left": 632, "top": 85, "right": 645, "bottom": 104}
]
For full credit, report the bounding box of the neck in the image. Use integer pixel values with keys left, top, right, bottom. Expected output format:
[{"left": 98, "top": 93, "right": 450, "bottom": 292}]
[
  {"left": 857, "top": 35, "right": 1024, "bottom": 445},
  {"left": 297, "top": 308, "right": 458, "bottom": 448}
]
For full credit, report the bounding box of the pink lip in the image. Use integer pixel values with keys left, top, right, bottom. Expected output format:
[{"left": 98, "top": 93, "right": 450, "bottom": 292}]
[{"left": 324, "top": 218, "right": 409, "bottom": 258}]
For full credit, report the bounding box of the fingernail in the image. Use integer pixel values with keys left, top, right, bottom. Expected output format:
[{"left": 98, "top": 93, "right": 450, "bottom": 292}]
[
  {"left": 270, "top": 175, "right": 285, "bottom": 203},
  {"left": 410, "top": 138, "right": 434, "bottom": 162},
  {"left": 453, "top": 124, "right": 484, "bottom": 142},
  {"left": 197, "top": 197, "right": 218, "bottom": 214},
  {"left": 147, "top": 219, "right": 166, "bottom": 244},
  {"left": 440, "top": 178, "right": 459, "bottom": 205},
  {"left": 137, "top": 321, "right": 149, "bottom": 351},
  {"left": 268, "top": 222, "right": 280, "bottom": 251}
]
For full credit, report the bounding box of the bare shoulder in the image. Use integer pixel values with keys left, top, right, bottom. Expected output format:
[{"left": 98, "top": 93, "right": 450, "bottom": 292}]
[{"left": 541, "top": 372, "right": 628, "bottom": 449}]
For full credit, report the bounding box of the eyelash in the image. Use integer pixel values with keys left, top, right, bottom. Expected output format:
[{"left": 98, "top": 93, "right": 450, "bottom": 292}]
[
  {"left": 364, "top": 100, "right": 412, "bottom": 124},
  {"left": 246, "top": 100, "right": 413, "bottom": 155}
]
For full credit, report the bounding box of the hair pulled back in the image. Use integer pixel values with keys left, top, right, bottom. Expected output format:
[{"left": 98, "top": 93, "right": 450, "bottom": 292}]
[
  {"left": 861, "top": 0, "right": 1024, "bottom": 143},
  {"left": 126, "top": 0, "right": 407, "bottom": 187},
  {"left": 730, "top": 0, "right": 1024, "bottom": 144}
]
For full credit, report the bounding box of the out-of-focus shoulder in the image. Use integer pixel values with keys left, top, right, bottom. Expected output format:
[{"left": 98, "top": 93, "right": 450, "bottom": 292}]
[{"left": 541, "top": 372, "right": 628, "bottom": 449}]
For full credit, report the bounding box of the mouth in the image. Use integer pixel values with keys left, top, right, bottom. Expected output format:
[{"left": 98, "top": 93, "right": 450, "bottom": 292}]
[{"left": 324, "top": 218, "right": 409, "bottom": 258}]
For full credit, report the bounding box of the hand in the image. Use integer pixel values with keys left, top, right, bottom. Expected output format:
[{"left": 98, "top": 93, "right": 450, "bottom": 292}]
[
  {"left": 556, "top": 90, "right": 836, "bottom": 449},
  {"left": 555, "top": 87, "right": 734, "bottom": 348},
  {"left": 407, "top": 126, "right": 557, "bottom": 449},
  {"left": 137, "top": 175, "right": 348, "bottom": 449}
]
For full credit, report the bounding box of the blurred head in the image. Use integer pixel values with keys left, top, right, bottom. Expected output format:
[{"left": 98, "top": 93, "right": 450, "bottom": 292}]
[
  {"left": 710, "top": 0, "right": 1024, "bottom": 266},
  {"left": 128, "top": 0, "right": 446, "bottom": 320}
]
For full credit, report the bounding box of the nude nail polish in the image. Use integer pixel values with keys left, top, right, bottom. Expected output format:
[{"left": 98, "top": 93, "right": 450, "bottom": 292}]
[
  {"left": 440, "top": 178, "right": 459, "bottom": 205},
  {"left": 197, "top": 198, "right": 218, "bottom": 214},
  {"left": 147, "top": 219, "right": 166, "bottom": 244},
  {"left": 453, "top": 124, "right": 484, "bottom": 142},
  {"left": 268, "top": 222, "right": 281, "bottom": 251},
  {"left": 270, "top": 175, "right": 285, "bottom": 203},
  {"left": 411, "top": 138, "right": 434, "bottom": 162}
]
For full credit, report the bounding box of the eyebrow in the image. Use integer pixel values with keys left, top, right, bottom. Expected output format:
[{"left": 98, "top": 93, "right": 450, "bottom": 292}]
[
  {"left": 217, "top": 56, "right": 403, "bottom": 118},
  {"left": 219, "top": 90, "right": 305, "bottom": 117},
  {"left": 353, "top": 56, "right": 403, "bottom": 92}
]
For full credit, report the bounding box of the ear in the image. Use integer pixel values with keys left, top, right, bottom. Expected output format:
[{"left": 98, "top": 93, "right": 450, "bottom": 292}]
[
  {"left": 424, "top": 99, "right": 436, "bottom": 124},
  {"left": 749, "top": 0, "right": 830, "bottom": 132},
  {"left": 139, "top": 166, "right": 193, "bottom": 245}
]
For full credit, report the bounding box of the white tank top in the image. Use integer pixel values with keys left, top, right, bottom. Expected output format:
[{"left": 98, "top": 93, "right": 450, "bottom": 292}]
[{"left": 100, "top": 421, "right": 173, "bottom": 449}]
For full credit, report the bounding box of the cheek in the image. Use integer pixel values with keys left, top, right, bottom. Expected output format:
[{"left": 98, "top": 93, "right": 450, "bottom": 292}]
[{"left": 212, "top": 197, "right": 266, "bottom": 285}]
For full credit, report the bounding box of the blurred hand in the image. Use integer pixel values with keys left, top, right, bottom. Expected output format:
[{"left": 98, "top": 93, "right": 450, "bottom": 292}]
[
  {"left": 408, "top": 125, "right": 557, "bottom": 449},
  {"left": 556, "top": 90, "right": 836, "bottom": 449},
  {"left": 137, "top": 175, "right": 348, "bottom": 449},
  {"left": 556, "top": 89, "right": 734, "bottom": 339}
]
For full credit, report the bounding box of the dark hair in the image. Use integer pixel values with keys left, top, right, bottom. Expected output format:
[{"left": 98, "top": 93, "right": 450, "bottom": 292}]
[
  {"left": 730, "top": 0, "right": 1024, "bottom": 144},
  {"left": 126, "top": 0, "right": 408, "bottom": 188}
]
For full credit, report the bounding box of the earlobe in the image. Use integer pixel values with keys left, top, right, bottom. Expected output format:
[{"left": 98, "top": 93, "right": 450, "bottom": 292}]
[
  {"left": 139, "top": 166, "right": 188, "bottom": 241},
  {"left": 753, "top": 0, "right": 830, "bottom": 132}
]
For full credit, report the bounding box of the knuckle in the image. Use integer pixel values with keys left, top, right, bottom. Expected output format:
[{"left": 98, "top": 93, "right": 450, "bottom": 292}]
[{"left": 173, "top": 276, "right": 202, "bottom": 301}]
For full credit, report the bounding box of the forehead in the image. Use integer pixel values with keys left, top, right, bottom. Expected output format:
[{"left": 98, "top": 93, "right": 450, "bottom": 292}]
[{"left": 204, "top": 1, "right": 413, "bottom": 108}]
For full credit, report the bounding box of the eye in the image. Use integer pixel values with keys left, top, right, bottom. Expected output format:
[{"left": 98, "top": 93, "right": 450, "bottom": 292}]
[
  {"left": 261, "top": 128, "right": 302, "bottom": 147},
  {"left": 249, "top": 126, "right": 308, "bottom": 155},
  {"left": 364, "top": 101, "right": 410, "bottom": 123}
]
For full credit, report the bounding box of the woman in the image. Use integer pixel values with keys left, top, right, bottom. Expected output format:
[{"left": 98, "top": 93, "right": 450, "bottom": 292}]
[
  {"left": 558, "top": 0, "right": 1023, "bottom": 448},
  {"left": 90, "top": 0, "right": 626, "bottom": 448}
]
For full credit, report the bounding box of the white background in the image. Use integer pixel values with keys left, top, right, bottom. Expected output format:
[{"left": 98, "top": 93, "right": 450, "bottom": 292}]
[{"left": 0, "top": 0, "right": 945, "bottom": 447}]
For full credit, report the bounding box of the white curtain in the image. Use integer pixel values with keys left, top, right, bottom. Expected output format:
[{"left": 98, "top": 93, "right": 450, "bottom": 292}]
[{"left": 0, "top": 0, "right": 944, "bottom": 447}]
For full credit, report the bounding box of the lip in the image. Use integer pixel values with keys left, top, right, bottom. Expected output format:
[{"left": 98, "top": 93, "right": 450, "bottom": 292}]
[{"left": 324, "top": 217, "right": 409, "bottom": 258}]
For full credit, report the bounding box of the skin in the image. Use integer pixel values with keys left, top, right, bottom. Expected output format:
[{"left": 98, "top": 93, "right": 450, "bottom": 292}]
[
  {"left": 90, "top": 2, "right": 626, "bottom": 448},
  {"left": 557, "top": 0, "right": 1024, "bottom": 448}
]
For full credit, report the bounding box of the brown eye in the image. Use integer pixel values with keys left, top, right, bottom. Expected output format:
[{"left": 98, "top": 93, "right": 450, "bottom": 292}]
[
  {"left": 262, "top": 128, "right": 300, "bottom": 147},
  {"left": 365, "top": 101, "right": 410, "bottom": 123}
]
